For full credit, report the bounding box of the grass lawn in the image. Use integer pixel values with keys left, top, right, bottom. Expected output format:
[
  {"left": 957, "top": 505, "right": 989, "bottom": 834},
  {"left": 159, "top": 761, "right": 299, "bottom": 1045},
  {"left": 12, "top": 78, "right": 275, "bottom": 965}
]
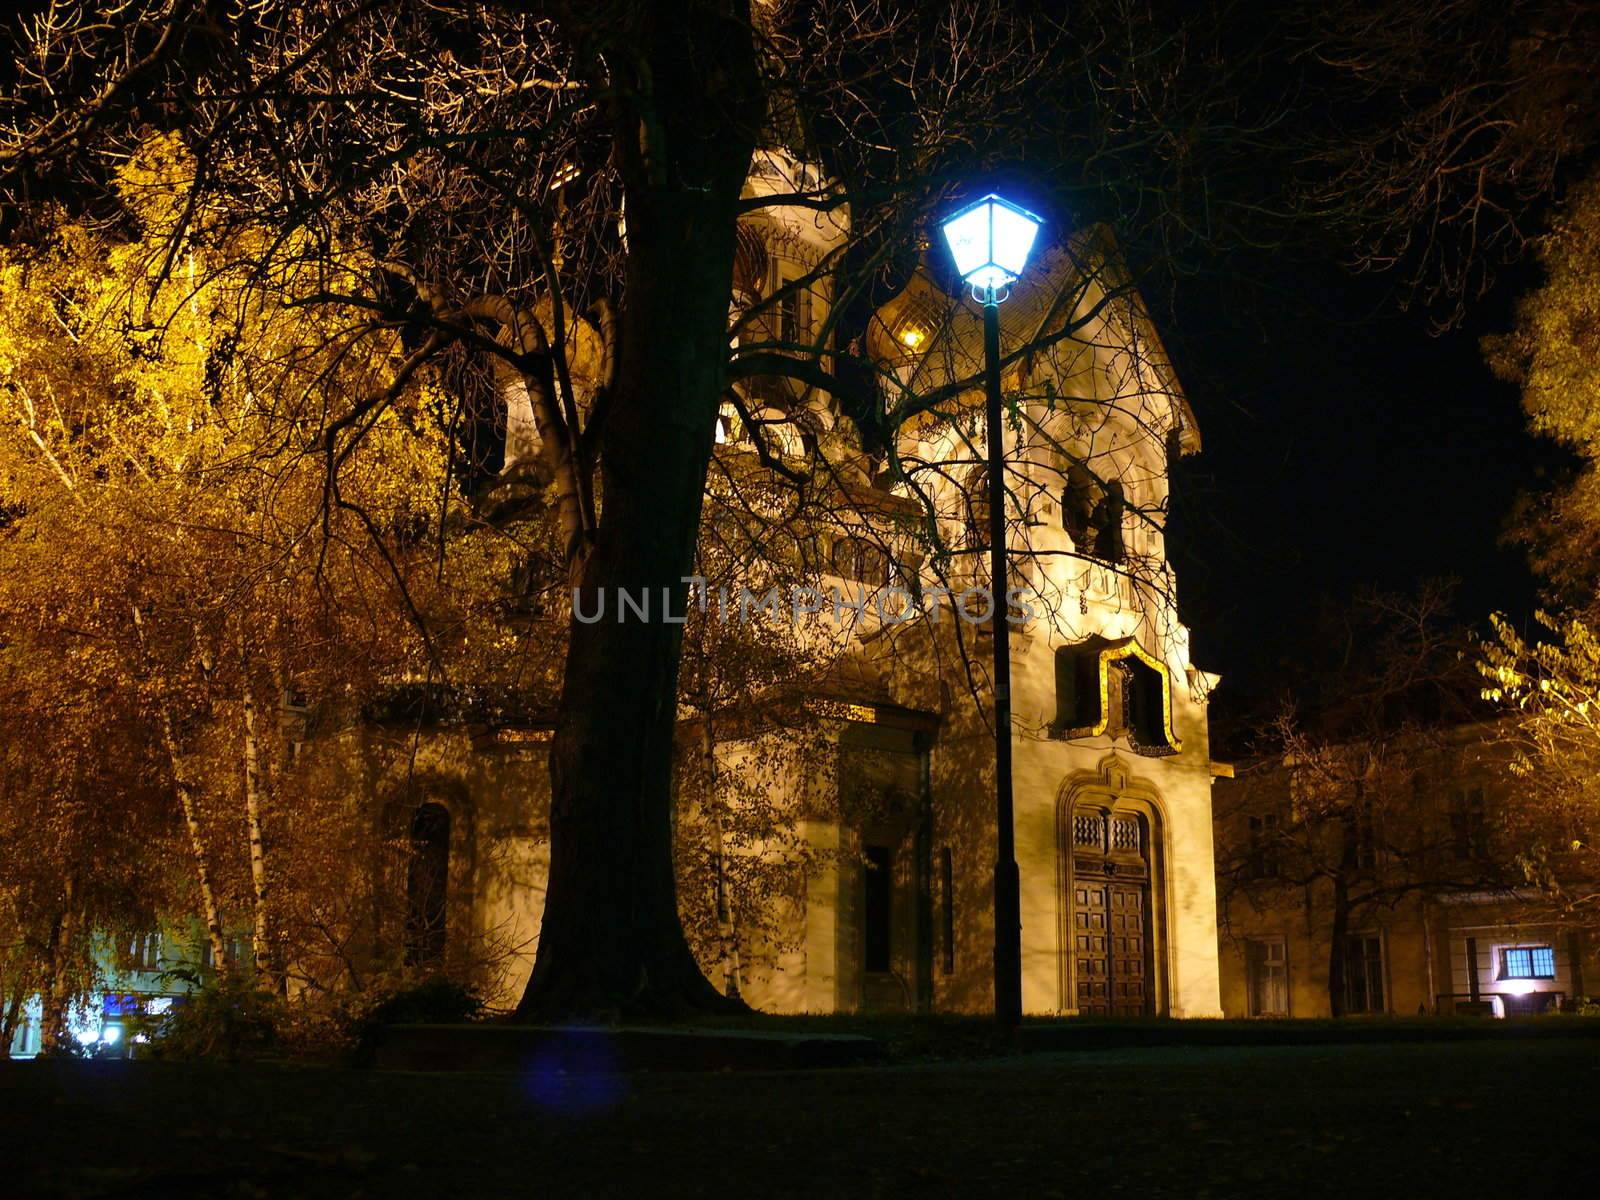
[{"left": 4, "top": 1035, "right": 1596, "bottom": 1198}]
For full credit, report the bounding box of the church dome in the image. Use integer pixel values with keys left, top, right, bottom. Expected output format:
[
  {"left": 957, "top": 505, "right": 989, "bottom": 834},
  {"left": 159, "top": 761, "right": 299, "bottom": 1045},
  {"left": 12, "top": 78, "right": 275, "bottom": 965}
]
[{"left": 865, "top": 273, "right": 951, "bottom": 368}]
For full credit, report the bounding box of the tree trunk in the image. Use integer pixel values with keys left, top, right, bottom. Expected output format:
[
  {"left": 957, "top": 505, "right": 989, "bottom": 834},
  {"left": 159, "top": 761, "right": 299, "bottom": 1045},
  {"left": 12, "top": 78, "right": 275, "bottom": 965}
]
[
  {"left": 702, "top": 702, "right": 741, "bottom": 999},
  {"left": 516, "top": 2, "right": 759, "bottom": 1020},
  {"left": 164, "top": 709, "right": 231, "bottom": 979},
  {"left": 240, "top": 673, "right": 280, "bottom": 993},
  {"left": 38, "top": 886, "right": 74, "bottom": 1057},
  {"left": 0, "top": 985, "right": 22, "bottom": 1059},
  {"left": 131, "top": 604, "right": 229, "bottom": 975}
]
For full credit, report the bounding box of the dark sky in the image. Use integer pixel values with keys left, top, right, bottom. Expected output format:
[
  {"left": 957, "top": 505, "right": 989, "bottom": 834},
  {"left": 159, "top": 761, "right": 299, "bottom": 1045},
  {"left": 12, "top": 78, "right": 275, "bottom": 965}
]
[{"left": 1159, "top": 260, "right": 1549, "bottom": 736}]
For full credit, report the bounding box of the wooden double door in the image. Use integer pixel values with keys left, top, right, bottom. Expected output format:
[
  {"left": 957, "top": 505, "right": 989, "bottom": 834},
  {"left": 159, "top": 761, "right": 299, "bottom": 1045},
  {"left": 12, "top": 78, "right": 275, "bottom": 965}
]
[{"left": 1071, "top": 809, "right": 1154, "bottom": 1017}]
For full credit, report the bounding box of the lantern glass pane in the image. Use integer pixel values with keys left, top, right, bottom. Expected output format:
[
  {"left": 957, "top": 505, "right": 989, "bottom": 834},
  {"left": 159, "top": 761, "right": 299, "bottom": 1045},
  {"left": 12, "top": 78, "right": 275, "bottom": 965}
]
[
  {"left": 990, "top": 203, "right": 1041, "bottom": 277},
  {"left": 940, "top": 202, "right": 993, "bottom": 281}
]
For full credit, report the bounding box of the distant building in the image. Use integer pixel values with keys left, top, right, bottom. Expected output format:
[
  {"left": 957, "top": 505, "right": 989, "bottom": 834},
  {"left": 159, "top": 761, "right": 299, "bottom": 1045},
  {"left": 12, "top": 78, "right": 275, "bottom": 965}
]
[
  {"left": 1213, "top": 724, "right": 1597, "bottom": 1018},
  {"left": 6, "top": 924, "right": 233, "bottom": 1058}
]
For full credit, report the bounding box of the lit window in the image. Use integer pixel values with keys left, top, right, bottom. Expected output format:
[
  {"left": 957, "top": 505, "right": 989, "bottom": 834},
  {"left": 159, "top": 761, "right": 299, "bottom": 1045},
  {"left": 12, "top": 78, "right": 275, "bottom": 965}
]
[{"left": 1500, "top": 945, "right": 1556, "bottom": 980}]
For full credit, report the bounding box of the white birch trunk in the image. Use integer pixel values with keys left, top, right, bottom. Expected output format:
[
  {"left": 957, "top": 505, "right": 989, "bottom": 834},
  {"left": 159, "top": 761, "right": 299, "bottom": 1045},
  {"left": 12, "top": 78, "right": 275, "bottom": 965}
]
[
  {"left": 130, "top": 605, "right": 229, "bottom": 976},
  {"left": 163, "top": 708, "right": 230, "bottom": 979},
  {"left": 240, "top": 673, "right": 277, "bottom": 991}
]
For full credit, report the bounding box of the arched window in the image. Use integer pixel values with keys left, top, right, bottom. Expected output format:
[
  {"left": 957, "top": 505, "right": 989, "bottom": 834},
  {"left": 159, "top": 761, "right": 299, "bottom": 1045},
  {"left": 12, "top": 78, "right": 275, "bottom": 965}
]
[
  {"left": 1061, "top": 464, "right": 1126, "bottom": 563},
  {"left": 405, "top": 803, "right": 451, "bottom": 967}
]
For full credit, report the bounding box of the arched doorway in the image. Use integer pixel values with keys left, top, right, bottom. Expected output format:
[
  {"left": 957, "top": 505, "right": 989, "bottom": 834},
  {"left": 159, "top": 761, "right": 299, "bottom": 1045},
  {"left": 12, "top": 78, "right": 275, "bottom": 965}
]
[
  {"left": 405, "top": 802, "right": 451, "bottom": 967},
  {"left": 1068, "top": 807, "right": 1153, "bottom": 1016},
  {"left": 1059, "top": 757, "right": 1167, "bottom": 1016}
]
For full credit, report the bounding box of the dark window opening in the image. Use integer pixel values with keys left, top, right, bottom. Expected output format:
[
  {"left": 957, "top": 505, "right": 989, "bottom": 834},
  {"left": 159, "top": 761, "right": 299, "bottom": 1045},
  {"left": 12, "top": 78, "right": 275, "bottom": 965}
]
[
  {"left": 405, "top": 802, "right": 451, "bottom": 967},
  {"left": 1053, "top": 643, "right": 1104, "bottom": 733},
  {"left": 863, "top": 844, "right": 893, "bottom": 974},
  {"left": 1054, "top": 640, "right": 1176, "bottom": 755},
  {"left": 1092, "top": 479, "right": 1125, "bottom": 562},
  {"left": 965, "top": 468, "right": 990, "bottom": 552},
  {"left": 1500, "top": 945, "right": 1556, "bottom": 980},
  {"left": 1121, "top": 657, "right": 1173, "bottom": 754},
  {"left": 1247, "top": 813, "right": 1281, "bottom": 880},
  {"left": 1061, "top": 463, "right": 1097, "bottom": 548},
  {"left": 201, "top": 931, "right": 251, "bottom": 972},
  {"left": 128, "top": 932, "right": 162, "bottom": 971},
  {"left": 831, "top": 536, "right": 891, "bottom": 586},
  {"left": 1449, "top": 787, "right": 1488, "bottom": 860},
  {"left": 940, "top": 848, "right": 955, "bottom": 976},
  {"left": 1343, "top": 934, "right": 1385, "bottom": 1014},
  {"left": 776, "top": 285, "right": 804, "bottom": 344}
]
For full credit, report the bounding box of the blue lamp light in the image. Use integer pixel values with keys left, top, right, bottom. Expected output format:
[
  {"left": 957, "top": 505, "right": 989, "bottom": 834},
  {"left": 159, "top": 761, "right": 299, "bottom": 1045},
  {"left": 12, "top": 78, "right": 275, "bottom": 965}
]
[{"left": 939, "top": 193, "right": 1043, "bottom": 302}]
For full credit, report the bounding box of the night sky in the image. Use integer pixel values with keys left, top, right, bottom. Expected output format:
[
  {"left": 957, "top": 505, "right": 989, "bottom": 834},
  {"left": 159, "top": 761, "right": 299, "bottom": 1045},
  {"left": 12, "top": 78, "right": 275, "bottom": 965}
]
[{"left": 1159, "top": 259, "right": 1550, "bottom": 740}]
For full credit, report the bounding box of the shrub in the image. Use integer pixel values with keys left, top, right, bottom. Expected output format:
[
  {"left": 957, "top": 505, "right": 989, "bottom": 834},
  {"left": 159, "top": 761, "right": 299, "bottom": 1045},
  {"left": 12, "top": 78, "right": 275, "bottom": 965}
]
[
  {"left": 347, "top": 976, "right": 484, "bottom": 1063},
  {"left": 150, "top": 973, "right": 284, "bottom": 1062}
]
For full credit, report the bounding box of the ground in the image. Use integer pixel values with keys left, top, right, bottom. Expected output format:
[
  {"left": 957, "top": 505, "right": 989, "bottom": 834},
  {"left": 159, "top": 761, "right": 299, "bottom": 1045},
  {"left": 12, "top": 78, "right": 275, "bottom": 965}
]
[{"left": 5, "top": 1035, "right": 1595, "bottom": 1198}]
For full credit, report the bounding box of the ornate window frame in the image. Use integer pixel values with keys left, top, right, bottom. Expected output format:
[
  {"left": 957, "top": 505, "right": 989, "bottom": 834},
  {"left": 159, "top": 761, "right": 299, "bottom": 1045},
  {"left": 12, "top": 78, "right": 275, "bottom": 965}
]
[{"left": 1053, "top": 636, "right": 1182, "bottom": 754}]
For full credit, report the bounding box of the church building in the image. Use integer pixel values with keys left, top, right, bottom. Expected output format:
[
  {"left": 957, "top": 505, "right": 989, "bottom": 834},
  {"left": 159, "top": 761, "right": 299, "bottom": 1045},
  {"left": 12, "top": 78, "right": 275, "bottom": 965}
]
[{"left": 293, "top": 149, "right": 1229, "bottom": 1020}]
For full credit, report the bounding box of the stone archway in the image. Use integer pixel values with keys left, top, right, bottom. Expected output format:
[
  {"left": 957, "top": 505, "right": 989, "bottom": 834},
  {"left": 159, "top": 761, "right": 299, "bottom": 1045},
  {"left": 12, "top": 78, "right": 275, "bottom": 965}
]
[{"left": 1056, "top": 755, "right": 1170, "bottom": 1016}]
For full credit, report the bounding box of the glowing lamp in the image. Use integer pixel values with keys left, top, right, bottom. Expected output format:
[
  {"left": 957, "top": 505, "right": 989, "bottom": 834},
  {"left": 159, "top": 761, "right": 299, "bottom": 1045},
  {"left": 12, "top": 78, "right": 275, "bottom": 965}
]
[{"left": 940, "top": 193, "right": 1043, "bottom": 298}]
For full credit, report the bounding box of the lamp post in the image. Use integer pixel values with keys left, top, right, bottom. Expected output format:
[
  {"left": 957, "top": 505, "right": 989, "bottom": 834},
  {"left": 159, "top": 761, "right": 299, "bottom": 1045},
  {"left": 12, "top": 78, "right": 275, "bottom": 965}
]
[{"left": 940, "top": 193, "right": 1042, "bottom": 1028}]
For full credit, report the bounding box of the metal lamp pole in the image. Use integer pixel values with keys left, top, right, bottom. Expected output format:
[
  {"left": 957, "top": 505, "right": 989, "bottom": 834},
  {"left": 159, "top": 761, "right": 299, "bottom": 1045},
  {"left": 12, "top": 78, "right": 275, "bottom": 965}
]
[
  {"left": 983, "top": 293, "right": 1023, "bottom": 1028},
  {"left": 940, "top": 192, "right": 1041, "bottom": 1029}
]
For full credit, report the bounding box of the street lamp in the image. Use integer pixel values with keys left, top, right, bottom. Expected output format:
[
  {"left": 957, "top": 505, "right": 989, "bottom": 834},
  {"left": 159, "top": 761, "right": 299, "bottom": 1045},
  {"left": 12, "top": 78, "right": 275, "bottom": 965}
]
[{"left": 941, "top": 192, "right": 1042, "bottom": 1028}]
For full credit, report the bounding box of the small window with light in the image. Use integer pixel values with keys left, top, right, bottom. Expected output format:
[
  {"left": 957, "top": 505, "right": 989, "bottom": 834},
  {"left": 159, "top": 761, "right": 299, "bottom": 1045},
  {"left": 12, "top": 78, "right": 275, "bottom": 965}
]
[{"left": 1500, "top": 945, "right": 1555, "bottom": 981}]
